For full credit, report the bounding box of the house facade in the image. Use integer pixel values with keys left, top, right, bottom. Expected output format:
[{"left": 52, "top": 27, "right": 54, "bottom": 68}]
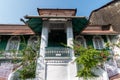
[{"left": 0, "top": 0, "right": 120, "bottom": 80}]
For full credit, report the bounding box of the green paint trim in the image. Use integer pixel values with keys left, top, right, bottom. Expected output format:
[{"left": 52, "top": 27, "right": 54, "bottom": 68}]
[
  {"left": 0, "top": 36, "right": 10, "bottom": 50},
  {"left": 27, "top": 18, "right": 43, "bottom": 34}
]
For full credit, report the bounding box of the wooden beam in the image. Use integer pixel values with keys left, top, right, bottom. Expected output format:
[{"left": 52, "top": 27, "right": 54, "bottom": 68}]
[{"left": 24, "top": 15, "right": 86, "bottom": 19}]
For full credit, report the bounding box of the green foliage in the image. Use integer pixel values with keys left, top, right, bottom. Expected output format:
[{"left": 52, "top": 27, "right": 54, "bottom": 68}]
[
  {"left": 18, "top": 36, "right": 40, "bottom": 79},
  {"left": 74, "top": 45, "right": 109, "bottom": 79},
  {"left": 19, "top": 60, "right": 36, "bottom": 79}
]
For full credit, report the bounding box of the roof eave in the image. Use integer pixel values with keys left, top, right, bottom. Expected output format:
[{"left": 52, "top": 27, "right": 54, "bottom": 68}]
[{"left": 24, "top": 15, "right": 86, "bottom": 19}]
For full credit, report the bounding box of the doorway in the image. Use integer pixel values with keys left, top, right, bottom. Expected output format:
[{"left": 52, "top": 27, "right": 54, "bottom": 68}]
[{"left": 48, "top": 29, "right": 66, "bottom": 47}]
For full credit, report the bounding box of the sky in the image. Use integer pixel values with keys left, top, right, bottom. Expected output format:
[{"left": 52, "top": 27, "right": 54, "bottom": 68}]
[{"left": 0, "top": 0, "right": 112, "bottom": 24}]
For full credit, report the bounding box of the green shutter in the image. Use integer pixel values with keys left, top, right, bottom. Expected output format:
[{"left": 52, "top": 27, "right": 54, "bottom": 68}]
[
  {"left": 84, "top": 35, "right": 93, "bottom": 47},
  {"left": 0, "top": 36, "right": 10, "bottom": 50},
  {"left": 19, "top": 36, "right": 30, "bottom": 50}
]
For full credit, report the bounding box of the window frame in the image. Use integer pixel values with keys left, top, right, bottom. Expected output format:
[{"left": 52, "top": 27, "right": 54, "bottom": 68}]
[
  {"left": 93, "top": 36, "right": 104, "bottom": 50},
  {"left": 75, "top": 36, "right": 87, "bottom": 48},
  {"left": 28, "top": 36, "right": 39, "bottom": 49},
  {"left": 6, "top": 36, "right": 21, "bottom": 51}
]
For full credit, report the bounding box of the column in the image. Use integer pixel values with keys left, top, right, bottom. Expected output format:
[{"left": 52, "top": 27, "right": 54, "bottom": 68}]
[
  {"left": 66, "top": 21, "right": 75, "bottom": 59},
  {"left": 66, "top": 21, "right": 73, "bottom": 48},
  {"left": 36, "top": 21, "right": 49, "bottom": 80},
  {"left": 39, "top": 21, "right": 49, "bottom": 57},
  {"left": 66, "top": 21, "right": 78, "bottom": 80}
]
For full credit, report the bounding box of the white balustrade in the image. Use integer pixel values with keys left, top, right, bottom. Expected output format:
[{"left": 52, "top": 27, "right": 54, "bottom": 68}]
[{"left": 45, "top": 47, "right": 71, "bottom": 58}]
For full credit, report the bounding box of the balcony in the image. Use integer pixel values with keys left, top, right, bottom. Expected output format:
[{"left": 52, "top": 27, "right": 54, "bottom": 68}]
[{"left": 45, "top": 47, "right": 72, "bottom": 59}]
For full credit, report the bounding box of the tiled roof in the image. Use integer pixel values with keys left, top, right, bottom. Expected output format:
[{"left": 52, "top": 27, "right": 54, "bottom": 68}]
[
  {"left": 89, "top": 0, "right": 120, "bottom": 32},
  {"left": 81, "top": 25, "right": 118, "bottom": 35},
  {"left": 37, "top": 8, "right": 77, "bottom": 16},
  {"left": 0, "top": 24, "right": 35, "bottom": 35}
]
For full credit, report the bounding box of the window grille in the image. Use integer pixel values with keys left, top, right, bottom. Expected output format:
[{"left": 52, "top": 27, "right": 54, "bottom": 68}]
[{"left": 6, "top": 36, "right": 20, "bottom": 51}]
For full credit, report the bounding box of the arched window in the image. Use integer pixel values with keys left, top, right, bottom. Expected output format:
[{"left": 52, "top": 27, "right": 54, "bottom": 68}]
[
  {"left": 6, "top": 36, "right": 20, "bottom": 51},
  {"left": 93, "top": 36, "right": 104, "bottom": 49},
  {"left": 75, "top": 36, "right": 87, "bottom": 48},
  {"left": 28, "top": 36, "right": 39, "bottom": 50}
]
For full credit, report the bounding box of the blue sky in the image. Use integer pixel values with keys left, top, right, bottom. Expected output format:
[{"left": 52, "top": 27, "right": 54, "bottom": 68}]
[{"left": 0, "top": 0, "right": 111, "bottom": 24}]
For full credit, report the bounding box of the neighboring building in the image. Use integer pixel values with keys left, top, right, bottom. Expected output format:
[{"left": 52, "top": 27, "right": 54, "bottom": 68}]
[
  {"left": 0, "top": 0, "right": 120, "bottom": 80},
  {"left": 88, "top": 0, "right": 120, "bottom": 80}
]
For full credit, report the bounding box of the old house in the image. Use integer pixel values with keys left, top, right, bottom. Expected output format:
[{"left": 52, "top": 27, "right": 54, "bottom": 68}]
[{"left": 0, "top": 0, "right": 120, "bottom": 80}]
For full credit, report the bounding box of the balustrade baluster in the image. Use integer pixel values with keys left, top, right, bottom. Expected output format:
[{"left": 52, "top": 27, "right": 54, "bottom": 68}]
[{"left": 45, "top": 47, "right": 71, "bottom": 58}]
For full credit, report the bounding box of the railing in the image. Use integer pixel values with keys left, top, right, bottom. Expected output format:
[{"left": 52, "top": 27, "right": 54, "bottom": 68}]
[{"left": 45, "top": 47, "right": 71, "bottom": 58}]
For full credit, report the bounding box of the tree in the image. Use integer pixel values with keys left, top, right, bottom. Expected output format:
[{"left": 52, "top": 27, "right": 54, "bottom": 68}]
[
  {"left": 74, "top": 45, "right": 109, "bottom": 79},
  {"left": 18, "top": 36, "right": 40, "bottom": 79}
]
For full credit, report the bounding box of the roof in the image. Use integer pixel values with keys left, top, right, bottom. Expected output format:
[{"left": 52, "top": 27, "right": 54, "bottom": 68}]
[
  {"left": 81, "top": 25, "right": 118, "bottom": 35},
  {"left": 25, "top": 8, "right": 88, "bottom": 33},
  {"left": 37, "top": 8, "right": 77, "bottom": 16},
  {"left": 0, "top": 24, "right": 35, "bottom": 35},
  {"left": 89, "top": 0, "right": 120, "bottom": 32},
  {"left": 25, "top": 16, "right": 88, "bottom": 33}
]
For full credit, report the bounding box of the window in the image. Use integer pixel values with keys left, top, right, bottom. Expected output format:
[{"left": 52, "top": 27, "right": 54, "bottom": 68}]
[
  {"left": 28, "top": 36, "right": 39, "bottom": 50},
  {"left": 6, "top": 36, "right": 20, "bottom": 51},
  {"left": 75, "top": 36, "right": 87, "bottom": 48},
  {"left": 93, "top": 36, "right": 104, "bottom": 49}
]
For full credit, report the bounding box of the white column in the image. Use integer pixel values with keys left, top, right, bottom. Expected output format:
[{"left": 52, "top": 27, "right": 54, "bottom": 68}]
[
  {"left": 66, "top": 21, "right": 73, "bottom": 48},
  {"left": 66, "top": 21, "right": 75, "bottom": 59},
  {"left": 36, "top": 21, "right": 49, "bottom": 80},
  {"left": 39, "top": 21, "right": 49, "bottom": 57},
  {"left": 66, "top": 21, "right": 78, "bottom": 80}
]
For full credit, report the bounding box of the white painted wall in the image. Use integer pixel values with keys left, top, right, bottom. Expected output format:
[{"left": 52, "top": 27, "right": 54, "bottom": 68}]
[
  {"left": 46, "top": 63, "right": 68, "bottom": 80},
  {"left": 68, "top": 62, "right": 78, "bottom": 80}
]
